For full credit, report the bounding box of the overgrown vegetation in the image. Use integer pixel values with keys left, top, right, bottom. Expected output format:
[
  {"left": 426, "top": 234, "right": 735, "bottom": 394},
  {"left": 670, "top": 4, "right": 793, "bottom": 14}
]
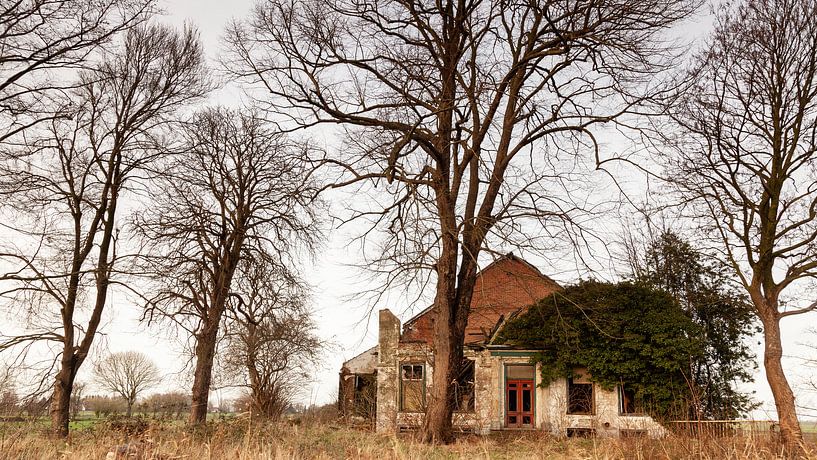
[
  {"left": 496, "top": 232, "right": 762, "bottom": 423},
  {"left": 630, "top": 231, "right": 759, "bottom": 419},
  {"left": 660, "top": 0, "right": 817, "bottom": 449},
  {"left": 0, "top": 418, "right": 812, "bottom": 460},
  {"left": 495, "top": 281, "right": 705, "bottom": 419}
]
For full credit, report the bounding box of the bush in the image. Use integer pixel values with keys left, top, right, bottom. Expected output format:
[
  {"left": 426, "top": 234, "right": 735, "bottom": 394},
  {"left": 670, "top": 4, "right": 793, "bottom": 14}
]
[{"left": 104, "top": 415, "right": 149, "bottom": 436}]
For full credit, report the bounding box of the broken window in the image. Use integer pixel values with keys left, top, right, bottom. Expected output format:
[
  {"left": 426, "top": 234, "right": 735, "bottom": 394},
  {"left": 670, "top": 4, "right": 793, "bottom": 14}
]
[
  {"left": 353, "top": 374, "right": 376, "bottom": 418},
  {"left": 453, "top": 359, "right": 475, "bottom": 412},
  {"left": 618, "top": 385, "right": 642, "bottom": 415},
  {"left": 400, "top": 363, "right": 424, "bottom": 412},
  {"left": 567, "top": 374, "right": 593, "bottom": 415}
]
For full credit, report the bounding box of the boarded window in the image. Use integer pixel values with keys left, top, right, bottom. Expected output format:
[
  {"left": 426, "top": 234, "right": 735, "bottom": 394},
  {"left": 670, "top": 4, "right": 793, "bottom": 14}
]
[
  {"left": 453, "top": 359, "right": 475, "bottom": 412},
  {"left": 618, "top": 385, "right": 642, "bottom": 415},
  {"left": 567, "top": 377, "right": 593, "bottom": 414},
  {"left": 400, "top": 363, "right": 424, "bottom": 412}
]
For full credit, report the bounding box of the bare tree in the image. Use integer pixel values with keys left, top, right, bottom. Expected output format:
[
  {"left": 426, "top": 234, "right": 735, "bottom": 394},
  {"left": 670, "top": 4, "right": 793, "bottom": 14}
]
[
  {"left": 663, "top": 0, "right": 817, "bottom": 451},
  {"left": 0, "top": 23, "right": 209, "bottom": 436},
  {"left": 225, "top": 0, "right": 699, "bottom": 442},
  {"left": 135, "top": 107, "right": 321, "bottom": 426},
  {"left": 220, "top": 260, "right": 321, "bottom": 420},
  {"left": 83, "top": 394, "right": 127, "bottom": 417},
  {"left": 0, "top": 0, "right": 157, "bottom": 142},
  {"left": 93, "top": 351, "right": 160, "bottom": 417}
]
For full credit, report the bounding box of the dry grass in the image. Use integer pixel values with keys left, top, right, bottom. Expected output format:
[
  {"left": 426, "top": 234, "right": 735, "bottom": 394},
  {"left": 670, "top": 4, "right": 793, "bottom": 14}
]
[{"left": 0, "top": 418, "right": 815, "bottom": 460}]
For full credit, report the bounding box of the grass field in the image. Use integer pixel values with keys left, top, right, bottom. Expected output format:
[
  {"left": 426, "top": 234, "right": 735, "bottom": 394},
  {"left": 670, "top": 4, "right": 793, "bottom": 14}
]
[{"left": 1, "top": 417, "right": 816, "bottom": 459}]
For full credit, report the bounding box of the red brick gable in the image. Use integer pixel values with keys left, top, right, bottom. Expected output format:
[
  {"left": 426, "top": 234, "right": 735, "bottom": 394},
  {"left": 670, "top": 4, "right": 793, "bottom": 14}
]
[{"left": 400, "top": 255, "right": 561, "bottom": 344}]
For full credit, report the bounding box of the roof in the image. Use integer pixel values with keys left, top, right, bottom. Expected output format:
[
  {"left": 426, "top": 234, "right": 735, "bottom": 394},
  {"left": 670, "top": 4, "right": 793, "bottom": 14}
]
[
  {"left": 340, "top": 345, "right": 378, "bottom": 374},
  {"left": 400, "top": 253, "right": 561, "bottom": 345}
]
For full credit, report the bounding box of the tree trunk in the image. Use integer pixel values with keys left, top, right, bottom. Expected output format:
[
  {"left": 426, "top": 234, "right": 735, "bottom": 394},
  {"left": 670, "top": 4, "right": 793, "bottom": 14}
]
[
  {"left": 50, "top": 356, "right": 74, "bottom": 437},
  {"left": 420, "top": 228, "right": 475, "bottom": 443},
  {"left": 189, "top": 322, "right": 219, "bottom": 425},
  {"left": 760, "top": 314, "right": 804, "bottom": 453},
  {"left": 126, "top": 401, "right": 133, "bottom": 418},
  {"left": 421, "top": 274, "right": 457, "bottom": 442}
]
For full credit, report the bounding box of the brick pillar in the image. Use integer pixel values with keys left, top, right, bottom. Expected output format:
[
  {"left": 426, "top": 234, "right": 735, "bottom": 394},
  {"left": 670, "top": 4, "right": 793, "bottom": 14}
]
[{"left": 376, "top": 309, "right": 400, "bottom": 433}]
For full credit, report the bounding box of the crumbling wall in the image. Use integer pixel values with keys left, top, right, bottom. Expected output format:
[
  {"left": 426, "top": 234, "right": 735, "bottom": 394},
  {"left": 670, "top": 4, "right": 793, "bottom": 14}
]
[
  {"left": 473, "top": 350, "right": 499, "bottom": 434},
  {"left": 543, "top": 377, "right": 665, "bottom": 438},
  {"left": 375, "top": 309, "right": 400, "bottom": 433},
  {"left": 482, "top": 354, "right": 666, "bottom": 438},
  {"left": 393, "top": 340, "right": 431, "bottom": 430},
  {"left": 370, "top": 311, "right": 666, "bottom": 438},
  {"left": 338, "top": 370, "right": 354, "bottom": 416},
  {"left": 339, "top": 346, "right": 378, "bottom": 419}
]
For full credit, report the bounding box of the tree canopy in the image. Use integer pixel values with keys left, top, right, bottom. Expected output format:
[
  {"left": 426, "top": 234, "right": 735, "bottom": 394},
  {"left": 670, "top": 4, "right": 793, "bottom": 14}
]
[{"left": 224, "top": 0, "right": 700, "bottom": 442}]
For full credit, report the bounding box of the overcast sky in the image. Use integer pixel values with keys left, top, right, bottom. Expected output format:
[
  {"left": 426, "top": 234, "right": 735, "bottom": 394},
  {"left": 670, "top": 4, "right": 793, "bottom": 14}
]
[{"left": 45, "top": 0, "right": 817, "bottom": 419}]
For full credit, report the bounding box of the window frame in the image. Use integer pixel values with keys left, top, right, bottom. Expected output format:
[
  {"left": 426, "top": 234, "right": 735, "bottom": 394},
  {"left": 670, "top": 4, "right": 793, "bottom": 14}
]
[
  {"left": 453, "top": 358, "right": 476, "bottom": 413},
  {"left": 617, "top": 384, "right": 644, "bottom": 416},
  {"left": 399, "top": 362, "right": 426, "bottom": 412},
  {"left": 566, "top": 377, "right": 594, "bottom": 415}
]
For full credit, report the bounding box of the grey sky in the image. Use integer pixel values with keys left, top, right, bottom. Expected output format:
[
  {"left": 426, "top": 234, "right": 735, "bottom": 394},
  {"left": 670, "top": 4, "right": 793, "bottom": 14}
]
[{"left": 67, "top": 0, "right": 817, "bottom": 419}]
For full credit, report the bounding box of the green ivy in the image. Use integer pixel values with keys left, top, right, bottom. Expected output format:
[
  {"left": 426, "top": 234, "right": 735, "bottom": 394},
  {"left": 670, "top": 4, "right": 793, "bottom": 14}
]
[{"left": 494, "top": 280, "right": 704, "bottom": 420}]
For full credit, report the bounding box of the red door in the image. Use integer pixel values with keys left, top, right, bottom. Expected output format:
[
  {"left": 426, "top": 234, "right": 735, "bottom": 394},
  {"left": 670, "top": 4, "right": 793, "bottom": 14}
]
[{"left": 506, "top": 379, "right": 534, "bottom": 428}]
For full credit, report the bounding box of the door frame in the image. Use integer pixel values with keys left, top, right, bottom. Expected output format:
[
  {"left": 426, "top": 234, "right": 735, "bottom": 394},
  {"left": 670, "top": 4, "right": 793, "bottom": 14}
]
[{"left": 505, "top": 378, "right": 535, "bottom": 428}]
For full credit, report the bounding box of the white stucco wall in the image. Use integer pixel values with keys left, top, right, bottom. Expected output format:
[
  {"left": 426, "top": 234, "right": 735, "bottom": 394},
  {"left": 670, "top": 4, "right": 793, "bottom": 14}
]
[
  {"left": 374, "top": 311, "right": 666, "bottom": 438},
  {"left": 485, "top": 351, "right": 666, "bottom": 438}
]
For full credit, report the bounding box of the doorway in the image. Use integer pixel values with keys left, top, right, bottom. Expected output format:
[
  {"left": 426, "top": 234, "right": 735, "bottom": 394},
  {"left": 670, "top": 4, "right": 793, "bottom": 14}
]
[{"left": 505, "top": 364, "right": 534, "bottom": 428}]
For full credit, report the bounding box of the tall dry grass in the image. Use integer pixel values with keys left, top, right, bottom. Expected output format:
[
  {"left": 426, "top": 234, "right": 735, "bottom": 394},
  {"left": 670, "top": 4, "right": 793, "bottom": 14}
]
[{"left": 0, "top": 418, "right": 814, "bottom": 459}]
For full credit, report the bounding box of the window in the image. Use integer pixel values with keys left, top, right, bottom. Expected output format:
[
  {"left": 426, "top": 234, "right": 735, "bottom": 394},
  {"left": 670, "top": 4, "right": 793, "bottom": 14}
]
[
  {"left": 453, "top": 359, "right": 475, "bottom": 412},
  {"left": 618, "top": 385, "right": 642, "bottom": 415},
  {"left": 567, "top": 375, "right": 593, "bottom": 415},
  {"left": 400, "top": 363, "right": 424, "bottom": 411},
  {"left": 353, "top": 374, "right": 376, "bottom": 418},
  {"left": 506, "top": 364, "right": 534, "bottom": 380}
]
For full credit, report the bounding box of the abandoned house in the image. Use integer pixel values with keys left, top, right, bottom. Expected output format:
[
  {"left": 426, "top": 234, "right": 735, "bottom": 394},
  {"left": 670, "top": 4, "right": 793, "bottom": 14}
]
[{"left": 338, "top": 254, "right": 666, "bottom": 437}]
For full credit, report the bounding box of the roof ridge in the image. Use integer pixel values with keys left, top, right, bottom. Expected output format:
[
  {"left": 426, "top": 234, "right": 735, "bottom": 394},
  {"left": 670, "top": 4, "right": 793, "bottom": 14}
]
[{"left": 402, "top": 253, "right": 557, "bottom": 328}]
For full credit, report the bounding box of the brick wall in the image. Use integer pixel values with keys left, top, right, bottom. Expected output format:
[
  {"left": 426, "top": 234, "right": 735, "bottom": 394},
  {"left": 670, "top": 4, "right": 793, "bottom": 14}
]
[{"left": 401, "top": 256, "right": 561, "bottom": 344}]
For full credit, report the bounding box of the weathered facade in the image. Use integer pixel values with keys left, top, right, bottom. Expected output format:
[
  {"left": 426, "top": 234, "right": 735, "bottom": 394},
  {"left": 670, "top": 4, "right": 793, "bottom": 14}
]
[{"left": 339, "top": 254, "right": 666, "bottom": 437}]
